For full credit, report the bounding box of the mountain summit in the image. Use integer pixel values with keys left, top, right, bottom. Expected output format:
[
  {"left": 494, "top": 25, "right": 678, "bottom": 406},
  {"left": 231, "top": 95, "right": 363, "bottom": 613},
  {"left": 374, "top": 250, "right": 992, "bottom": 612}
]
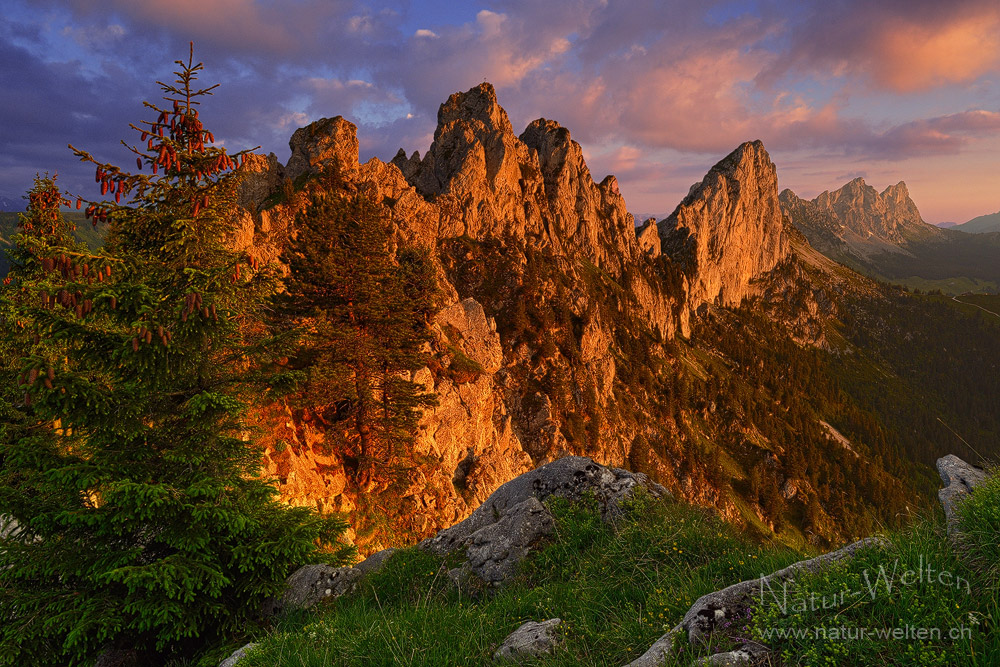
[
  {"left": 658, "top": 140, "right": 789, "bottom": 310},
  {"left": 780, "top": 177, "right": 942, "bottom": 262}
]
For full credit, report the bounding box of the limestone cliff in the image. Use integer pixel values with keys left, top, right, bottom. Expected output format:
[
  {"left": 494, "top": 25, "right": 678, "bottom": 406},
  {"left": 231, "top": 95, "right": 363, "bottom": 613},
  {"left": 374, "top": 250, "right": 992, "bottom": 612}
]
[{"left": 658, "top": 140, "right": 790, "bottom": 310}]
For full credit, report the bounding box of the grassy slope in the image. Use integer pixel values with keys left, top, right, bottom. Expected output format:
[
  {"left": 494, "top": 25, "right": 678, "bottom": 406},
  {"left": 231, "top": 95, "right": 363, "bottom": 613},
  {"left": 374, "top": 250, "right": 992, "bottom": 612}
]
[
  {"left": 747, "top": 472, "right": 1000, "bottom": 666},
  {"left": 238, "top": 495, "right": 801, "bottom": 667},
  {"left": 231, "top": 475, "right": 999, "bottom": 667}
]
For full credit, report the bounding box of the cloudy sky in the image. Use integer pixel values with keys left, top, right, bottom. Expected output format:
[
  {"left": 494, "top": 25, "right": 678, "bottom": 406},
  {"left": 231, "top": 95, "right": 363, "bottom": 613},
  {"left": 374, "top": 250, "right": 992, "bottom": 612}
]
[{"left": 2, "top": 0, "right": 999, "bottom": 223}]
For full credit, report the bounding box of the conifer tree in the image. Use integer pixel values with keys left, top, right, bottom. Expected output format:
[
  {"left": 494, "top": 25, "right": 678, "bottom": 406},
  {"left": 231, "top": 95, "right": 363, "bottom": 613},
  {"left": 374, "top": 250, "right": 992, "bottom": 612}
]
[
  {"left": 272, "top": 185, "right": 437, "bottom": 491},
  {"left": 0, "top": 46, "right": 351, "bottom": 666}
]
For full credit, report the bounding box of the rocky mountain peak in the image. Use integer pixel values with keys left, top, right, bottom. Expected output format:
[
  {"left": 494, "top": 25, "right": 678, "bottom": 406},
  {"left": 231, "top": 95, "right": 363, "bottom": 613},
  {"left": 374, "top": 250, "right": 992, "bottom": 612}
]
[
  {"left": 519, "top": 118, "right": 637, "bottom": 273},
  {"left": 811, "top": 177, "right": 931, "bottom": 244},
  {"left": 285, "top": 116, "right": 359, "bottom": 183},
  {"left": 389, "top": 83, "right": 541, "bottom": 242},
  {"left": 658, "top": 139, "right": 789, "bottom": 309},
  {"left": 437, "top": 83, "right": 513, "bottom": 138}
]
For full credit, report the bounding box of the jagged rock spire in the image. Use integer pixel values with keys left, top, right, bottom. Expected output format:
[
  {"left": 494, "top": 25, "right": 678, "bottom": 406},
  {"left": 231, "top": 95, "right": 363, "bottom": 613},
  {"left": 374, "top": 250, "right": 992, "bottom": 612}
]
[{"left": 659, "top": 140, "right": 789, "bottom": 309}]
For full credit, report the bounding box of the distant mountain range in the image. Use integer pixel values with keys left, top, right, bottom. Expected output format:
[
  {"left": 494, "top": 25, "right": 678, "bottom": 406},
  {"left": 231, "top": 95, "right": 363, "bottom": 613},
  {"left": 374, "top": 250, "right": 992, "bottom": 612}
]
[
  {"left": 780, "top": 179, "right": 1000, "bottom": 294},
  {"left": 952, "top": 210, "right": 1000, "bottom": 234},
  {"left": 0, "top": 196, "right": 23, "bottom": 212}
]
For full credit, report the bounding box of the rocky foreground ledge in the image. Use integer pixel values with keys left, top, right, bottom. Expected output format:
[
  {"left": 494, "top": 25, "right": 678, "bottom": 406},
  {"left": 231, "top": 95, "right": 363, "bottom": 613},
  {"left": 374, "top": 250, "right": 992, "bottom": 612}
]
[{"left": 223, "top": 454, "right": 990, "bottom": 666}]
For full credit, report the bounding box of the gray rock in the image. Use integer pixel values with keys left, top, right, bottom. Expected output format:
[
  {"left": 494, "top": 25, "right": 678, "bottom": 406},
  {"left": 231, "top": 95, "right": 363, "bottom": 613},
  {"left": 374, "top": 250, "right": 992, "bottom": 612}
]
[
  {"left": 0, "top": 515, "right": 20, "bottom": 539},
  {"left": 937, "top": 455, "right": 987, "bottom": 537},
  {"left": 219, "top": 642, "right": 257, "bottom": 667},
  {"left": 696, "top": 642, "right": 769, "bottom": 666},
  {"left": 625, "top": 536, "right": 887, "bottom": 666},
  {"left": 355, "top": 547, "right": 397, "bottom": 576},
  {"left": 494, "top": 618, "right": 563, "bottom": 662},
  {"left": 465, "top": 497, "right": 555, "bottom": 583},
  {"left": 266, "top": 548, "right": 396, "bottom": 616},
  {"left": 421, "top": 456, "right": 667, "bottom": 557},
  {"left": 418, "top": 456, "right": 665, "bottom": 586},
  {"left": 274, "top": 564, "right": 362, "bottom": 613},
  {"left": 622, "top": 629, "right": 681, "bottom": 667}
]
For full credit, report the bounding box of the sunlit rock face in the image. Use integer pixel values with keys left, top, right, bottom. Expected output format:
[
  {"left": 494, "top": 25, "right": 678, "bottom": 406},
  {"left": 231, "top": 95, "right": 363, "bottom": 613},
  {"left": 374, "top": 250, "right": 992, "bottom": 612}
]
[
  {"left": 658, "top": 140, "right": 790, "bottom": 311},
  {"left": 236, "top": 85, "right": 793, "bottom": 552}
]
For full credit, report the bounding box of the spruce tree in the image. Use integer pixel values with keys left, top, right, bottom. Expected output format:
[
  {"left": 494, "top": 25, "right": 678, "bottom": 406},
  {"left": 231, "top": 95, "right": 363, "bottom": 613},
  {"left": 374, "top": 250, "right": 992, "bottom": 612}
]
[
  {"left": 0, "top": 46, "right": 351, "bottom": 666},
  {"left": 272, "top": 184, "right": 437, "bottom": 492}
]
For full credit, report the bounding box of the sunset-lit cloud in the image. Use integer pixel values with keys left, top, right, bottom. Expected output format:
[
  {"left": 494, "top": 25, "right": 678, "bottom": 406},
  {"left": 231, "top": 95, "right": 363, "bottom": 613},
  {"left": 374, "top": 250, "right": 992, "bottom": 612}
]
[
  {"left": 763, "top": 0, "right": 1000, "bottom": 93},
  {"left": 1, "top": 0, "right": 998, "bottom": 222}
]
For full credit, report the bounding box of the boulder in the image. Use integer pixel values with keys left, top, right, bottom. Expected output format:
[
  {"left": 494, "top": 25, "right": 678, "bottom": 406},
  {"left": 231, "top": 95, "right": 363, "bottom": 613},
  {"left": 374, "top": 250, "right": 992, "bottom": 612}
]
[
  {"left": 355, "top": 547, "right": 397, "bottom": 576},
  {"left": 419, "top": 457, "right": 666, "bottom": 585},
  {"left": 625, "top": 536, "right": 887, "bottom": 666},
  {"left": 219, "top": 642, "right": 256, "bottom": 667},
  {"left": 463, "top": 497, "right": 555, "bottom": 584},
  {"left": 422, "top": 456, "right": 667, "bottom": 557},
  {"left": 937, "top": 454, "right": 988, "bottom": 537},
  {"left": 275, "top": 564, "right": 362, "bottom": 613},
  {"left": 493, "top": 618, "right": 564, "bottom": 662}
]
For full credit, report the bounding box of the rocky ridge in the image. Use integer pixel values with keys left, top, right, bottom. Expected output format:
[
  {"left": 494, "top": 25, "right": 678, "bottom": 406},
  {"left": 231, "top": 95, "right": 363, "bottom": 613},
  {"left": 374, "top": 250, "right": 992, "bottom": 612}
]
[{"left": 231, "top": 82, "right": 876, "bottom": 553}]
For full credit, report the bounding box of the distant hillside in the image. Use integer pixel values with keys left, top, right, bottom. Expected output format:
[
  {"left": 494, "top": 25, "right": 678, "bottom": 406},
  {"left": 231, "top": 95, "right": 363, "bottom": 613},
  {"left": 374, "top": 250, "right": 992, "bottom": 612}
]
[
  {"left": 0, "top": 211, "right": 106, "bottom": 276},
  {"left": 953, "top": 210, "right": 1000, "bottom": 234},
  {"left": 0, "top": 196, "right": 23, "bottom": 212},
  {"left": 781, "top": 182, "right": 1000, "bottom": 294}
]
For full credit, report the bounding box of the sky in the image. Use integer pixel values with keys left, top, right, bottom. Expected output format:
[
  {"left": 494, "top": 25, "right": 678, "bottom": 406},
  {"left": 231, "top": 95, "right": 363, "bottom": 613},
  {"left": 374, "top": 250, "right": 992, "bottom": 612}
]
[{"left": 2, "top": 0, "right": 999, "bottom": 223}]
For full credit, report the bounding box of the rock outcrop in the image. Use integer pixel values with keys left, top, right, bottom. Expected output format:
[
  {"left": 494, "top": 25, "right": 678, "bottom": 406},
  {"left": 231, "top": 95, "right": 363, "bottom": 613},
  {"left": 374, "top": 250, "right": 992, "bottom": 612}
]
[
  {"left": 421, "top": 456, "right": 667, "bottom": 585},
  {"left": 936, "top": 454, "right": 987, "bottom": 537},
  {"left": 659, "top": 140, "right": 789, "bottom": 310},
  {"left": 285, "top": 116, "right": 359, "bottom": 182},
  {"left": 494, "top": 618, "right": 564, "bottom": 662}
]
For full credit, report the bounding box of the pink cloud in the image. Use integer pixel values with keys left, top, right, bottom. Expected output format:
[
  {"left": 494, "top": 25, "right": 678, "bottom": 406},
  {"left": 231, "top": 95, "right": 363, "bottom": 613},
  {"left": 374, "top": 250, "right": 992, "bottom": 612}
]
[{"left": 762, "top": 0, "right": 1000, "bottom": 93}]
